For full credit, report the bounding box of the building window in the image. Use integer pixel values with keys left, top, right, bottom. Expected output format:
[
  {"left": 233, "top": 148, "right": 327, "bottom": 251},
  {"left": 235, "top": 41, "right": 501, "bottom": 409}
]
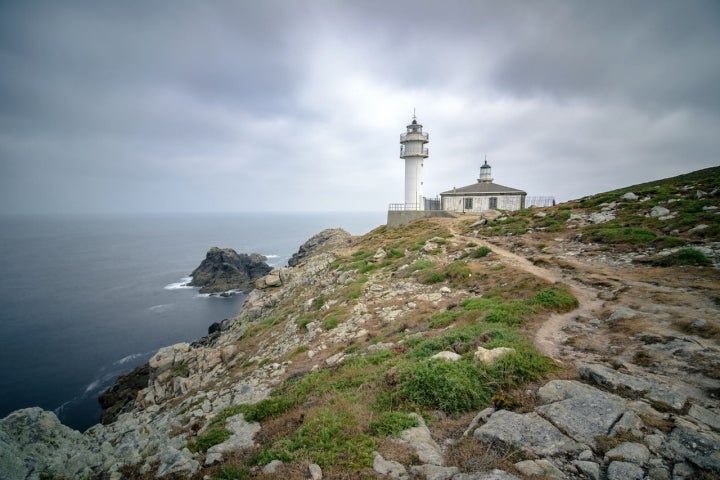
[
  {"left": 489, "top": 197, "right": 498, "bottom": 209},
  {"left": 464, "top": 198, "right": 473, "bottom": 210}
]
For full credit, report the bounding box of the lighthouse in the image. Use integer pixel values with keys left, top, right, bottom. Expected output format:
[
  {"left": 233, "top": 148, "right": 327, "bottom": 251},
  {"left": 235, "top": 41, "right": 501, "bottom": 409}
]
[{"left": 400, "top": 113, "right": 429, "bottom": 210}]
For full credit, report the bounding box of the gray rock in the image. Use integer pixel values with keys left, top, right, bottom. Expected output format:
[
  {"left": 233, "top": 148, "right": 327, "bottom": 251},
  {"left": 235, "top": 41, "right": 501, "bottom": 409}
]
[
  {"left": 604, "top": 442, "right": 650, "bottom": 465},
  {"left": 463, "top": 407, "right": 495, "bottom": 437},
  {"left": 398, "top": 413, "right": 444, "bottom": 465},
  {"left": 579, "top": 364, "right": 688, "bottom": 411},
  {"left": 606, "top": 308, "right": 638, "bottom": 324},
  {"left": 688, "top": 404, "right": 720, "bottom": 431},
  {"left": 610, "top": 411, "right": 644, "bottom": 437},
  {"left": 514, "top": 459, "right": 563, "bottom": 479},
  {"left": 536, "top": 380, "right": 603, "bottom": 404},
  {"left": 696, "top": 190, "right": 707, "bottom": 198},
  {"left": 308, "top": 462, "right": 323, "bottom": 480},
  {"left": 666, "top": 426, "right": 720, "bottom": 472},
  {"left": 432, "top": 350, "right": 462, "bottom": 361},
  {"left": 689, "top": 224, "right": 709, "bottom": 233},
  {"left": 154, "top": 446, "right": 200, "bottom": 478},
  {"left": 262, "top": 459, "right": 284, "bottom": 473},
  {"left": 578, "top": 449, "right": 594, "bottom": 461},
  {"left": 650, "top": 206, "right": 671, "bottom": 218},
  {"left": 373, "top": 452, "right": 408, "bottom": 479},
  {"left": 672, "top": 462, "right": 695, "bottom": 479},
  {"left": 607, "top": 461, "right": 644, "bottom": 480},
  {"left": 588, "top": 211, "right": 616, "bottom": 224},
  {"left": 0, "top": 407, "right": 104, "bottom": 480},
  {"left": 205, "top": 414, "right": 260, "bottom": 465},
  {"left": 535, "top": 393, "right": 626, "bottom": 447},
  {"left": 288, "top": 228, "right": 351, "bottom": 267},
  {"left": 452, "top": 470, "right": 519, "bottom": 480},
  {"left": 572, "top": 460, "right": 600, "bottom": 480},
  {"left": 647, "top": 465, "right": 671, "bottom": 480},
  {"left": 645, "top": 433, "right": 666, "bottom": 453},
  {"left": 474, "top": 410, "right": 584, "bottom": 458},
  {"left": 621, "top": 192, "right": 639, "bottom": 201},
  {"left": 410, "top": 464, "right": 459, "bottom": 480}
]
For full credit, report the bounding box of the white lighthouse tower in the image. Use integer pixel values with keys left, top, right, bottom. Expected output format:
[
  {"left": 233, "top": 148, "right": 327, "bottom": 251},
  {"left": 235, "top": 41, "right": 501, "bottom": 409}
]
[{"left": 400, "top": 113, "right": 429, "bottom": 210}]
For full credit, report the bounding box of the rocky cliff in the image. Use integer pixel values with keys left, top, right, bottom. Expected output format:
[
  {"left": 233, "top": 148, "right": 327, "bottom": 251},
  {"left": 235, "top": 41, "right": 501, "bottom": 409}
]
[
  {"left": 188, "top": 247, "right": 272, "bottom": 294},
  {"left": 1, "top": 167, "right": 719, "bottom": 480}
]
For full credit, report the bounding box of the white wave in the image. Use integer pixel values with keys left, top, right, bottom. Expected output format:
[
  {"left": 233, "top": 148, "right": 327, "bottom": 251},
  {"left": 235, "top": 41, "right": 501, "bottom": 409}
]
[
  {"left": 149, "top": 304, "right": 174, "bottom": 312},
  {"left": 114, "top": 352, "right": 148, "bottom": 365},
  {"left": 264, "top": 254, "right": 279, "bottom": 258},
  {"left": 84, "top": 380, "right": 100, "bottom": 394},
  {"left": 164, "top": 276, "right": 194, "bottom": 290}
]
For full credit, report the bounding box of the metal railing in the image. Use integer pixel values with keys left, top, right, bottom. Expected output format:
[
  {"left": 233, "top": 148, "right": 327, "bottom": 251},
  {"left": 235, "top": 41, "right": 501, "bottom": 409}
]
[
  {"left": 400, "top": 132, "right": 429, "bottom": 142},
  {"left": 388, "top": 203, "right": 421, "bottom": 211},
  {"left": 527, "top": 196, "right": 556, "bottom": 207}
]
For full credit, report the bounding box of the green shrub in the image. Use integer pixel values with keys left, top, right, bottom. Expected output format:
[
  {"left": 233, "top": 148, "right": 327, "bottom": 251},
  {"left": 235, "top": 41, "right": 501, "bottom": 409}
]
[
  {"left": 212, "top": 465, "right": 252, "bottom": 480},
  {"left": 241, "top": 397, "right": 295, "bottom": 422},
  {"left": 311, "top": 295, "right": 325, "bottom": 310},
  {"left": 188, "top": 425, "right": 230, "bottom": 453},
  {"left": 397, "top": 359, "right": 491, "bottom": 414},
  {"left": 445, "top": 261, "right": 471, "bottom": 281},
  {"left": 471, "top": 246, "right": 492, "bottom": 258},
  {"left": 324, "top": 316, "right": 339, "bottom": 330},
  {"left": 369, "top": 412, "right": 419, "bottom": 437},
  {"left": 421, "top": 269, "right": 445, "bottom": 284},
  {"left": 651, "top": 248, "right": 712, "bottom": 267},
  {"left": 586, "top": 226, "right": 657, "bottom": 245},
  {"left": 389, "top": 249, "right": 406, "bottom": 258},
  {"left": 428, "top": 310, "right": 460, "bottom": 329},
  {"left": 530, "top": 288, "right": 579, "bottom": 311},
  {"left": 278, "top": 409, "right": 376, "bottom": 469}
]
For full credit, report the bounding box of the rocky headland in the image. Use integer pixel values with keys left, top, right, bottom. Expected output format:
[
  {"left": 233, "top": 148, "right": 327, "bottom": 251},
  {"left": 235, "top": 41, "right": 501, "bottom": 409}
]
[
  {"left": 189, "top": 247, "right": 272, "bottom": 294},
  {"left": 1, "top": 167, "right": 719, "bottom": 480}
]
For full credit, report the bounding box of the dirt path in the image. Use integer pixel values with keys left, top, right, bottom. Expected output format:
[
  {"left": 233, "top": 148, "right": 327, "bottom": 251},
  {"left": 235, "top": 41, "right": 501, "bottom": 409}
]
[{"left": 445, "top": 221, "right": 604, "bottom": 363}]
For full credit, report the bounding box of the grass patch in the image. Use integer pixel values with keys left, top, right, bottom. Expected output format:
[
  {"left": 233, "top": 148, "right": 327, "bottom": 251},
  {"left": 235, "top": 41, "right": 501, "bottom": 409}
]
[
  {"left": 529, "top": 288, "right": 579, "bottom": 311},
  {"left": 311, "top": 295, "right": 325, "bottom": 310},
  {"left": 188, "top": 424, "right": 231, "bottom": 453},
  {"left": 369, "top": 412, "right": 419, "bottom": 437},
  {"left": 421, "top": 269, "right": 445, "bottom": 284},
  {"left": 650, "top": 248, "right": 712, "bottom": 267},
  {"left": 585, "top": 225, "right": 657, "bottom": 245},
  {"left": 212, "top": 465, "right": 252, "bottom": 480},
  {"left": 471, "top": 246, "right": 492, "bottom": 258}
]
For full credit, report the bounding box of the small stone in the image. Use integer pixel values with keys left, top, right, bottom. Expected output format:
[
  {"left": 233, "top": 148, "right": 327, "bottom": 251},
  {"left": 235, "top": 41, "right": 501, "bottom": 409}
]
[
  {"left": 690, "top": 318, "right": 707, "bottom": 329},
  {"left": 431, "top": 351, "right": 461, "bottom": 361},
  {"left": 578, "top": 449, "right": 594, "bottom": 461},
  {"left": 689, "top": 224, "right": 709, "bottom": 233},
  {"left": 672, "top": 462, "right": 695, "bottom": 479},
  {"left": 534, "top": 212, "right": 547, "bottom": 218},
  {"left": 650, "top": 206, "right": 671, "bottom": 217},
  {"left": 621, "top": 192, "right": 639, "bottom": 201},
  {"left": 262, "top": 459, "right": 283, "bottom": 473},
  {"left": 308, "top": 463, "right": 323, "bottom": 480},
  {"left": 607, "top": 460, "right": 644, "bottom": 480},
  {"left": 572, "top": 460, "right": 600, "bottom": 480},
  {"left": 604, "top": 442, "right": 650, "bottom": 465},
  {"left": 514, "top": 460, "right": 544, "bottom": 476},
  {"left": 475, "top": 346, "right": 515, "bottom": 363},
  {"left": 409, "top": 464, "right": 458, "bottom": 480},
  {"left": 647, "top": 465, "right": 670, "bottom": 480},
  {"left": 373, "top": 452, "right": 408, "bottom": 479},
  {"left": 696, "top": 190, "right": 707, "bottom": 198},
  {"left": 644, "top": 433, "right": 665, "bottom": 453},
  {"left": 440, "top": 286, "right": 452, "bottom": 294}
]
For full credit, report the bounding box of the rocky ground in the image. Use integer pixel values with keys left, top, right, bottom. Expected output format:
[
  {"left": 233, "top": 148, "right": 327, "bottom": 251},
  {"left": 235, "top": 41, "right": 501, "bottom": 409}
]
[{"left": 1, "top": 168, "right": 719, "bottom": 480}]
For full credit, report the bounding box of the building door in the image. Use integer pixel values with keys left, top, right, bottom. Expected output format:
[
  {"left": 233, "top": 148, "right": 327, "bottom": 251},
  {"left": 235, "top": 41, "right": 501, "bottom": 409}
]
[{"left": 489, "top": 197, "right": 497, "bottom": 209}]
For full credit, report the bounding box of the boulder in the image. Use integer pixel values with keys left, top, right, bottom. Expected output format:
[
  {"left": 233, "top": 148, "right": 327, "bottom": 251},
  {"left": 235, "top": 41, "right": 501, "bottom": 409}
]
[
  {"left": 189, "top": 247, "right": 271, "bottom": 293},
  {"left": 475, "top": 346, "right": 514, "bottom": 364},
  {"left": 666, "top": 426, "right": 720, "bottom": 472},
  {"left": 474, "top": 410, "right": 584, "bottom": 458},
  {"left": 604, "top": 442, "right": 650, "bottom": 464},
  {"left": 452, "top": 470, "right": 519, "bottom": 480},
  {"left": 579, "top": 364, "right": 688, "bottom": 411},
  {"left": 607, "top": 461, "right": 644, "bottom": 480},
  {"left": 205, "top": 414, "right": 260, "bottom": 465},
  {"left": 397, "top": 413, "right": 444, "bottom": 466},
  {"left": 536, "top": 380, "right": 602, "bottom": 404},
  {"left": 572, "top": 460, "right": 600, "bottom": 480},
  {"left": 535, "top": 393, "right": 626, "bottom": 447},
  {"left": 373, "top": 452, "right": 408, "bottom": 479},
  {"left": 409, "top": 464, "right": 458, "bottom": 480},
  {"left": 431, "top": 351, "right": 462, "bottom": 361},
  {"left": 288, "top": 228, "right": 351, "bottom": 267}
]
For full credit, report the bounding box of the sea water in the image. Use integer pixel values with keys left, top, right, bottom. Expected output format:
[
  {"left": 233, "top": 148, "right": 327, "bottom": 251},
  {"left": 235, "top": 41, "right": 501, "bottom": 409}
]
[{"left": 0, "top": 212, "right": 383, "bottom": 431}]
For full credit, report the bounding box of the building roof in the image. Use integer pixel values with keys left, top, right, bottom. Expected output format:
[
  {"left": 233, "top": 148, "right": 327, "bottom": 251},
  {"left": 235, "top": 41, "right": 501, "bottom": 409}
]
[{"left": 441, "top": 181, "right": 526, "bottom": 196}]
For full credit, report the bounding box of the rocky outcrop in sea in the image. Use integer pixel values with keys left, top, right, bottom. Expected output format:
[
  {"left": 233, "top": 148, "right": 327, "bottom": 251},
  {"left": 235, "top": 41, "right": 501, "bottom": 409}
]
[{"left": 188, "top": 247, "right": 271, "bottom": 294}]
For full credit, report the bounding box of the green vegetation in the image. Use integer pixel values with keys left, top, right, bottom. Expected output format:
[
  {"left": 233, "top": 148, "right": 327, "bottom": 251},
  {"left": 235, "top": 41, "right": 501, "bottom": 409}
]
[
  {"left": 324, "top": 316, "right": 339, "bottom": 330},
  {"left": 212, "top": 465, "right": 252, "bottom": 480},
  {"left": 471, "top": 246, "right": 492, "bottom": 258},
  {"left": 188, "top": 424, "right": 231, "bottom": 453},
  {"left": 420, "top": 269, "right": 445, "bottom": 284},
  {"left": 647, "top": 247, "right": 712, "bottom": 267},
  {"left": 368, "top": 412, "right": 419, "bottom": 437},
  {"left": 311, "top": 295, "right": 325, "bottom": 310}
]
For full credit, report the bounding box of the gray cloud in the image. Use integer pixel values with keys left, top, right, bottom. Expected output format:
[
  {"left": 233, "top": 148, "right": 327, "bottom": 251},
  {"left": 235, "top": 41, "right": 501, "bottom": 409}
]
[{"left": 1, "top": 0, "right": 718, "bottom": 214}]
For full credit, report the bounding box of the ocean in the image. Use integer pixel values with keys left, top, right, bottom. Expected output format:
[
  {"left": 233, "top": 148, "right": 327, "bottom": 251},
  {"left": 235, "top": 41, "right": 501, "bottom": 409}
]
[{"left": 0, "top": 212, "right": 383, "bottom": 431}]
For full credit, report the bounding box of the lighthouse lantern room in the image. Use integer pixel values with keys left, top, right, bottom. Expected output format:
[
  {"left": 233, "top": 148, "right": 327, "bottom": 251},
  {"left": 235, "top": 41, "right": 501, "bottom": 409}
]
[{"left": 399, "top": 113, "right": 429, "bottom": 210}]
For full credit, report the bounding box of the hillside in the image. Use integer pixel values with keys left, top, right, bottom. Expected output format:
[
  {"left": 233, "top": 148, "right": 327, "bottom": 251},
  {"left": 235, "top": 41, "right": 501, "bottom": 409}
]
[{"left": 1, "top": 167, "right": 719, "bottom": 480}]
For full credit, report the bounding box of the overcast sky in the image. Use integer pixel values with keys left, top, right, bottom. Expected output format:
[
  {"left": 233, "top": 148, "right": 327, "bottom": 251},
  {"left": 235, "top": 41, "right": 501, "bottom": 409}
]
[{"left": 1, "top": 0, "right": 718, "bottom": 214}]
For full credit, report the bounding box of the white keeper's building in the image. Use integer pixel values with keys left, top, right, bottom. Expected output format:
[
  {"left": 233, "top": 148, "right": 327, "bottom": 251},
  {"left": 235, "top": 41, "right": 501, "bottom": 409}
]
[{"left": 439, "top": 160, "right": 526, "bottom": 213}]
